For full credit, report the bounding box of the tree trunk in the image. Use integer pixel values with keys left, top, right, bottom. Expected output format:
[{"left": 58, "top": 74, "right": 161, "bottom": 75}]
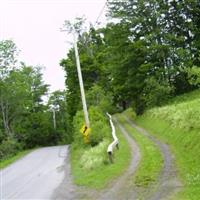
[
  {"left": 0, "top": 101, "right": 12, "bottom": 137},
  {"left": 122, "top": 100, "right": 127, "bottom": 110}
]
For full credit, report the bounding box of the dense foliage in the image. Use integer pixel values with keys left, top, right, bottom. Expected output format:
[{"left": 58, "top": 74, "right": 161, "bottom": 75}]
[
  {"left": 0, "top": 40, "right": 70, "bottom": 161},
  {"left": 61, "top": 0, "right": 200, "bottom": 118}
]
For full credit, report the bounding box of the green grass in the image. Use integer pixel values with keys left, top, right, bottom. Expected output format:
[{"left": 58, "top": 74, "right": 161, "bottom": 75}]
[
  {"left": 70, "top": 123, "right": 131, "bottom": 189},
  {"left": 126, "top": 90, "right": 200, "bottom": 199},
  {"left": 146, "top": 90, "right": 200, "bottom": 131},
  {"left": 116, "top": 114, "right": 163, "bottom": 188},
  {"left": 136, "top": 116, "right": 200, "bottom": 200},
  {"left": 0, "top": 150, "right": 32, "bottom": 169}
]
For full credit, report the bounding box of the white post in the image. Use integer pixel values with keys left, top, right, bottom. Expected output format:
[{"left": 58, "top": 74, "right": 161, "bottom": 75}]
[
  {"left": 52, "top": 109, "right": 56, "bottom": 130},
  {"left": 73, "top": 32, "right": 90, "bottom": 128}
]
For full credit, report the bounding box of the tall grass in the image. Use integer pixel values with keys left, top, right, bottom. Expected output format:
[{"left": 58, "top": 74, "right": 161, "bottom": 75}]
[
  {"left": 147, "top": 90, "right": 200, "bottom": 131},
  {"left": 79, "top": 139, "right": 110, "bottom": 170}
]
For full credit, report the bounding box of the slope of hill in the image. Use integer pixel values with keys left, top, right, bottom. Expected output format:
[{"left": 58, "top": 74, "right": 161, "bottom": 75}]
[{"left": 127, "top": 90, "right": 200, "bottom": 200}]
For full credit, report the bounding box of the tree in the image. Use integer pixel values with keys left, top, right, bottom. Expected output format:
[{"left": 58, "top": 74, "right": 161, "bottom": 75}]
[
  {"left": 0, "top": 40, "right": 18, "bottom": 79},
  {"left": 0, "top": 40, "right": 74, "bottom": 160},
  {"left": 105, "top": 0, "right": 200, "bottom": 111},
  {"left": 48, "top": 90, "right": 72, "bottom": 143},
  {"left": 0, "top": 40, "right": 18, "bottom": 136},
  {"left": 60, "top": 20, "right": 110, "bottom": 117},
  {"left": 61, "top": 1, "right": 199, "bottom": 115},
  {"left": 184, "top": 66, "right": 200, "bottom": 86}
]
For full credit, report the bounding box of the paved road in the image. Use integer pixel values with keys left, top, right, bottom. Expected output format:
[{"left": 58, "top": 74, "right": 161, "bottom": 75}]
[{"left": 0, "top": 145, "right": 76, "bottom": 200}]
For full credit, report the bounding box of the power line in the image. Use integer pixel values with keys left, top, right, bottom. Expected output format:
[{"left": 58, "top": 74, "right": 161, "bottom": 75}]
[{"left": 94, "top": 1, "right": 107, "bottom": 27}]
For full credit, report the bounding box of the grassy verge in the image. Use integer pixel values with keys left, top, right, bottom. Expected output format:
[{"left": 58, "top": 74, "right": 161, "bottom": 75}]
[
  {"left": 135, "top": 116, "right": 200, "bottom": 200},
  {"left": 70, "top": 125, "right": 131, "bottom": 189},
  {"left": 0, "top": 150, "right": 32, "bottom": 169},
  {"left": 116, "top": 114, "right": 163, "bottom": 188}
]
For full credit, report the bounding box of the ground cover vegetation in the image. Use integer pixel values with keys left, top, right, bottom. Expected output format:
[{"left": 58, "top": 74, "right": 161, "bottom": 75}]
[{"left": 125, "top": 90, "right": 200, "bottom": 199}]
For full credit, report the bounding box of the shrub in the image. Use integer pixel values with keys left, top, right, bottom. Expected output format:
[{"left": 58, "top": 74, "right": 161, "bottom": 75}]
[
  {"left": 0, "top": 138, "right": 22, "bottom": 160},
  {"left": 184, "top": 66, "right": 200, "bottom": 86},
  {"left": 0, "top": 128, "right": 4, "bottom": 143},
  {"left": 73, "top": 106, "right": 111, "bottom": 147},
  {"left": 124, "top": 108, "right": 137, "bottom": 120}
]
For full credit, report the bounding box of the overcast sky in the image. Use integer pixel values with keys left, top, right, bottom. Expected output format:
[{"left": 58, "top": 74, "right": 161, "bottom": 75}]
[{"left": 0, "top": 0, "right": 107, "bottom": 92}]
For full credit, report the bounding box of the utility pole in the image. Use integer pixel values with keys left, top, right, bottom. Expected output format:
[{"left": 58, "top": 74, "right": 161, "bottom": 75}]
[
  {"left": 52, "top": 108, "right": 56, "bottom": 130},
  {"left": 73, "top": 32, "right": 90, "bottom": 128},
  {"left": 61, "top": 18, "right": 90, "bottom": 128},
  {"left": 49, "top": 104, "right": 59, "bottom": 130}
]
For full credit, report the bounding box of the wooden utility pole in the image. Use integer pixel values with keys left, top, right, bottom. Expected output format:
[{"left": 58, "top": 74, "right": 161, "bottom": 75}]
[{"left": 73, "top": 32, "right": 90, "bottom": 128}]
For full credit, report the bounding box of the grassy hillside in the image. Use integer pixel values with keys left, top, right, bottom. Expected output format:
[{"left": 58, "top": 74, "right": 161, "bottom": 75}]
[
  {"left": 128, "top": 90, "right": 200, "bottom": 199},
  {"left": 146, "top": 90, "right": 200, "bottom": 131}
]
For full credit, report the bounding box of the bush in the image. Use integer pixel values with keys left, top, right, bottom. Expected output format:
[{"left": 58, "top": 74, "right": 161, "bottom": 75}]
[
  {"left": 0, "top": 138, "right": 22, "bottom": 160},
  {"left": 72, "top": 106, "right": 112, "bottom": 173},
  {"left": 124, "top": 108, "right": 137, "bottom": 120},
  {"left": 184, "top": 66, "right": 200, "bottom": 86},
  {"left": 0, "top": 128, "right": 4, "bottom": 143},
  {"left": 73, "top": 106, "right": 111, "bottom": 147}
]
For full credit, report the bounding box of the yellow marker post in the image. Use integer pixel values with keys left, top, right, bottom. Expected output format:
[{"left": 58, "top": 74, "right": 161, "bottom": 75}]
[
  {"left": 80, "top": 124, "right": 87, "bottom": 134},
  {"left": 80, "top": 124, "right": 91, "bottom": 143}
]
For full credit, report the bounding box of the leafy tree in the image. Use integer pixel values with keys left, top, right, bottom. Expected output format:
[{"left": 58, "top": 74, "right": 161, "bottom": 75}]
[
  {"left": 86, "top": 84, "right": 115, "bottom": 113},
  {"left": 0, "top": 39, "right": 77, "bottom": 160},
  {"left": 0, "top": 40, "right": 19, "bottom": 136},
  {"left": 105, "top": 0, "right": 200, "bottom": 111},
  {"left": 60, "top": 21, "right": 112, "bottom": 117},
  {"left": 0, "top": 65, "right": 48, "bottom": 137},
  {"left": 0, "top": 40, "right": 18, "bottom": 79},
  {"left": 141, "top": 77, "right": 173, "bottom": 109},
  {"left": 48, "top": 90, "right": 72, "bottom": 143},
  {"left": 184, "top": 66, "right": 200, "bottom": 86},
  {"left": 60, "top": 1, "right": 200, "bottom": 118}
]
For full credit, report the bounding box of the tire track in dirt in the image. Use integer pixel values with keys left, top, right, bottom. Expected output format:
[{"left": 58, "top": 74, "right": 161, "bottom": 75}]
[
  {"left": 95, "top": 116, "right": 141, "bottom": 200},
  {"left": 123, "top": 115, "right": 182, "bottom": 200}
]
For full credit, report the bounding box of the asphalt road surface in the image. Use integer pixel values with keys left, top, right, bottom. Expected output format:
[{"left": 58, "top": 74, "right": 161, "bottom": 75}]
[{"left": 0, "top": 145, "right": 76, "bottom": 200}]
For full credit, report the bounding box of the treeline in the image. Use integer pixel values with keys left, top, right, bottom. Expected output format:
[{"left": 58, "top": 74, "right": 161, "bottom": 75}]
[
  {"left": 61, "top": 0, "right": 200, "bottom": 124},
  {"left": 0, "top": 40, "right": 71, "bottom": 161},
  {"left": 1, "top": 0, "right": 199, "bottom": 160}
]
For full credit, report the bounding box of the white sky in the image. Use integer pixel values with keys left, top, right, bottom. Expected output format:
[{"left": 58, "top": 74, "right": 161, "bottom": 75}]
[{"left": 0, "top": 0, "right": 107, "bottom": 92}]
